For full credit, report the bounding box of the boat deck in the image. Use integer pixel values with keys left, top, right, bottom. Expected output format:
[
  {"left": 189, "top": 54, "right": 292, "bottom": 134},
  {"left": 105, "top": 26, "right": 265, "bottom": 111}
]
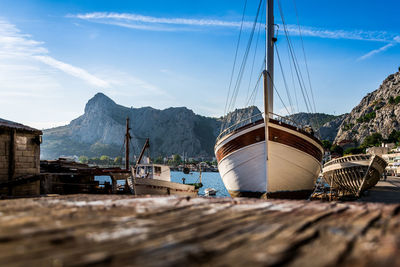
[{"left": 1, "top": 193, "right": 400, "bottom": 266}]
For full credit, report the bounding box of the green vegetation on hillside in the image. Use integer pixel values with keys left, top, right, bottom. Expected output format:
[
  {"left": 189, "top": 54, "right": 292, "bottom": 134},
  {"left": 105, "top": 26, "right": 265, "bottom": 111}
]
[{"left": 356, "top": 112, "right": 376, "bottom": 123}]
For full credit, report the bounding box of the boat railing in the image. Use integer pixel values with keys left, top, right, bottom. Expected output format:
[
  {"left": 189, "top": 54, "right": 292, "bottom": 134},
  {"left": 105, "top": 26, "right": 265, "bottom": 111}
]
[
  {"left": 217, "top": 112, "right": 264, "bottom": 141},
  {"left": 270, "top": 113, "right": 302, "bottom": 129},
  {"left": 217, "top": 112, "right": 303, "bottom": 141}
]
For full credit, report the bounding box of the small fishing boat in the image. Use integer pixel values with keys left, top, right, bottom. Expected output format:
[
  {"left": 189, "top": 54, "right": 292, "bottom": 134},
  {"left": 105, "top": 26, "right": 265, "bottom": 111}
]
[
  {"left": 204, "top": 188, "right": 217, "bottom": 196},
  {"left": 121, "top": 118, "right": 199, "bottom": 197},
  {"left": 322, "top": 154, "right": 387, "bottom": 197},
  {"left": 127, "top": 138, "right": 198, "bottom": 197}
]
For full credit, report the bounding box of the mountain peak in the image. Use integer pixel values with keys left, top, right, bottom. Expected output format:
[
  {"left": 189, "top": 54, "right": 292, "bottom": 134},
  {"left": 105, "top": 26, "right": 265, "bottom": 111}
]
[{"left": 84, "top": 93, "right": 116, "bottom": 113}]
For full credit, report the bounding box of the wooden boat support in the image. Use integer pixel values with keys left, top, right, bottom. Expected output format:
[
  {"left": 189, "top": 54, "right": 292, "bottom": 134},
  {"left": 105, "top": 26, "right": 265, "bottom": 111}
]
[{"left": 322, "top": 154, "right": 387, "bottom": 197}]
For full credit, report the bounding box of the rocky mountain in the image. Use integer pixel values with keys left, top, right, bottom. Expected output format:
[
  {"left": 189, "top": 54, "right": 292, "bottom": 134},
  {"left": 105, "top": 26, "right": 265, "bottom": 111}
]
[
  {"left": 42, "top": 92, "right": 346, "bottom": 160},
  {"left": 287, "top": 113, "right": 346, "bottom": 141},
  {"left": 335, "top": 71, "right": 400, "bottom": 145},
  {"left": 41, "top": 93, "right": 260, "bottom": 159}
]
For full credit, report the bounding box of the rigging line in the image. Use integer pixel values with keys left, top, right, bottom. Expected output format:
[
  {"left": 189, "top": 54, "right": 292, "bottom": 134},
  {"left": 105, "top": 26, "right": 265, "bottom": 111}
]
[
  {"left": 266, "top": 70, "right": 292, "bottom": 117},
  {"left": 277, "top": 0, "right": 311, "bottom": 112},
  {"left": 277, "top": 0, "right": 312, "bottom": 113},
  {"left": 225, "top": 0, "right": 263, "bottom": 130},
  {"left": 275, "top": 43, "right": 294, "bottom": 115},
  {"left": 245, "top": 0, "right": 265, "bottom": 102},
  {"left": 246, "top": 70, "right": 263, "bottom": 107},
  {"left": 292, "top": 0, "right": 321, "bottom": 132},
  {"left": 288, "top": 43, "right": 299, "bottom": 115},
  {"left": 227, "top": 0, "right": 263, "bottom": 114},
  {"left": 249, "top": 74, "right": 262, "bottom": 107},
  {"left": 221, "top": 0, "right": 248, "bottom": 131},
  {"left": 246, "top": 58, "right": 265, "bottom": 107},
  {"left": 292, "top": 0, "right": 317, "bottom": 114}
]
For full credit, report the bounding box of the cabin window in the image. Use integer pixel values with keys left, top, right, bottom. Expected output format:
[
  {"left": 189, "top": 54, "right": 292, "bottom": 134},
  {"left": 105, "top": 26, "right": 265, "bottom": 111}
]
[{"left": 154, "top": 166, "right": 161, "bottom": 175}]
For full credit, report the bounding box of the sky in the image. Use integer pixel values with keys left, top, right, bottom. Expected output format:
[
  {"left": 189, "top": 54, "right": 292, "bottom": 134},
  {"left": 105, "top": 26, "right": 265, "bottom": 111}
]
[{"left": 0, "top": 0, "right": 400, "bottom": 129}]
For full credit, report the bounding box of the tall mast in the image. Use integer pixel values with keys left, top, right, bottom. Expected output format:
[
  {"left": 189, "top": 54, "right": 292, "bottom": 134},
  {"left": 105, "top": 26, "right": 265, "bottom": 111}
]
[
  {"left": 263, "top": 0, "right": 275, "bottom": 193},
  {"left": 125, "top": 117, "right": 131, "bottom": 170},
  {"left": 265, "top": 0, "right": 274, "bottom": 116}
]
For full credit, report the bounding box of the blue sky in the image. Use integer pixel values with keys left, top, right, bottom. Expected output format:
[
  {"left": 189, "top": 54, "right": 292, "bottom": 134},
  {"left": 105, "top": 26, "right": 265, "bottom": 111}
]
[{"left": 0, "top": 0, "right": 400, "bottom": 129}]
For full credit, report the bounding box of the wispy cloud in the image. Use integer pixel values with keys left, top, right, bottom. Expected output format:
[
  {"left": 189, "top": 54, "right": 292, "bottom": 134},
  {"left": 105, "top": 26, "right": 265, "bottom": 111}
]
[
  {"left": 358, "top": 43, "right": 395, "bottom": 61},
  {"left": 0, "top": 18, "right": 109, "bottom": 88},
  {"left": 33, "top": 55, "right": 109, "bottom": 88},
  {"left": 69, "top": 12, "right": 400, "bottom": 44},
  {"left": 284, "top": 25, "right": 394, "bottom": 43},
  {"left": 68, "top": 12, "right": 244, "bottom": 28},
  {"left": 357, "top": 36, "right": 400, "bottom": 61}
]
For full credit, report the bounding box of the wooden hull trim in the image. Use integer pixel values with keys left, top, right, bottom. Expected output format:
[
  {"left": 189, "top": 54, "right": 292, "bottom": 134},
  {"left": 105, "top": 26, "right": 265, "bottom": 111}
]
[{"left": 215, "top": 120, "right": 323, "bottom": 163}]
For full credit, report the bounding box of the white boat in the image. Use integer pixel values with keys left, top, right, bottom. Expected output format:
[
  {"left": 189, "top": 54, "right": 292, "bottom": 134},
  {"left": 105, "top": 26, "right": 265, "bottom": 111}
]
[
  {"left": 214, "top": 0, "right": 324, "bottom": 199},
  {"left": 204, "top": 188, "right": 217, "bottom": 196},
  {"left": 127, "top": 139, "right": 198, "bottom": 197},
  {"left": 322, "top": 154, "right": 387, "bottom": 197}
]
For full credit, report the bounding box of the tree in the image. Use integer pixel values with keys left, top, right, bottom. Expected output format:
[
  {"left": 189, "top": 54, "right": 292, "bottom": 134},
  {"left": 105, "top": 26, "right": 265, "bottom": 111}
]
[
  {"left": 153, "top": 156, "right": 164, "bottom": 164},
  {"left": 389, "top": 96, "right": 395, "bottom": 104},
  {"left": 89, "top": 157, "right": 100, "bottom": 165},
  {"left": 100, "top": 155, "right": 110, "bottom": 165},
  {"left": 321, "top": 140, "right": 332, "bottom": 151},
  {"left": 387, "top": 130, "right": 400, "bottom": 143},
  {"left": 361, "top": 133, "right": 383, "bottom": 148},
  {"left": 344, "top": 147, "right": 364, "bottom": 155},
  {"left": 78, "top": 155, "right": 88, "bottom": 164},
  {"left": 330, "top": 145, "right": 343, "bottom": 156},
  {"left": 114, "top": 156, "right": 122, "bottom": 166},
  {"left": 173, "top": 154, "right": 182, "bottom": 164}
]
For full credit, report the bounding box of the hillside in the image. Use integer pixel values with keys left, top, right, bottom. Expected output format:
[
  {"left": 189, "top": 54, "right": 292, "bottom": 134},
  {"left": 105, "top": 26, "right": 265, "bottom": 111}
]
[
  {"left": 41, "top": 93, "right": 343, "bottom": 159},
  {"left": 287, "top": 113, "right": 345, "bottom": 142},
  {"left": 335, "top": 71, "right": 400, "bottom": 144},
  {"left": 41, "top": 93, "right": 260, "bottom": 159}
]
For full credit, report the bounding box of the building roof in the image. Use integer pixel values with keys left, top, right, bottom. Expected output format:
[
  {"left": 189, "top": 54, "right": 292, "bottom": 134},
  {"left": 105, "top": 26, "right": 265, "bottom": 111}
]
[{"left": 0, "top": 118, "right": 42, "bottom": 134}]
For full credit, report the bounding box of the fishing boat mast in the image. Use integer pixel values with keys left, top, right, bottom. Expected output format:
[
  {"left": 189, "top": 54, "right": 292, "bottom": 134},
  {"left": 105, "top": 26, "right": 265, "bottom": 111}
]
[
  {"left": 125, "top": 117, "right": 131, "bottom": 170},
  {"left": 263, "top": 0, "right": 275, "bottom": 191}
]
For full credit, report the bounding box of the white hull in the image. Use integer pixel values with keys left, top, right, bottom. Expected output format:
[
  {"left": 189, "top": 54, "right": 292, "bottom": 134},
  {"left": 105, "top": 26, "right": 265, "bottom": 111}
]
[
  {"left": 127, "top": 177, "right": 198, "bottom": 197},
  {"left": 215, "top": 120, "right": 323, "bottom": 198}
]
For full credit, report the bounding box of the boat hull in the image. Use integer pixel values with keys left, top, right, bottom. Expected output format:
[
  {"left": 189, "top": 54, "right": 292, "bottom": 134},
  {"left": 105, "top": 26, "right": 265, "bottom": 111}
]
[
  {"left": 322, "top": 154, "right": 387, "bottom": 196},
  {"left": 127, "top": 177, "right": 198, "bottom": 197},
  {"left": 215, "top": 119, "right": 323, "bottom": 199}
]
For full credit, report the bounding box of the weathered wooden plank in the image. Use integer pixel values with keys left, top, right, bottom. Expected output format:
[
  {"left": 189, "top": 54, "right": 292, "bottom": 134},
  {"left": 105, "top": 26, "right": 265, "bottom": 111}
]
[{"left": 0, "top": 195, "right": 399, "bottom": 266}]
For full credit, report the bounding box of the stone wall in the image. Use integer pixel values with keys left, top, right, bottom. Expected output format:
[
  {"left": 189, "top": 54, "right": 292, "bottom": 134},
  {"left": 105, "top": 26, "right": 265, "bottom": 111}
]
[{"left": 0, "top": 130, "right": 41, "bottom": 195}]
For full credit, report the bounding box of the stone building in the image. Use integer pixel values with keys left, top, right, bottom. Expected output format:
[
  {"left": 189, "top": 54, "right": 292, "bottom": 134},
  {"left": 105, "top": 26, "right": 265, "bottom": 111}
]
[{"left": 0, "top": 118, "right": 42, "bottom": 196}]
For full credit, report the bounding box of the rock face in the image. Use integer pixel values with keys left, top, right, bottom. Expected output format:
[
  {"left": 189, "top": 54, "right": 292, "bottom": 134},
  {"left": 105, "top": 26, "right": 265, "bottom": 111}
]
[
  {"left": 41, "top": 93, "right": 260, "bottom": 159},
  {"left": 335, "top": 71, "right": 400, "bottom": 145},
  {"left": 287, "top": 113, "right": 345, "bottom": 142}
]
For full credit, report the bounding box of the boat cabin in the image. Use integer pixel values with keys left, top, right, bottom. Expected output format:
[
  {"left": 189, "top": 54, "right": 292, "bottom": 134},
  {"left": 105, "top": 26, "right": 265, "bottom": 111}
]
[{"left": 135, "top": 164, "right": 170, "bottom": 181}]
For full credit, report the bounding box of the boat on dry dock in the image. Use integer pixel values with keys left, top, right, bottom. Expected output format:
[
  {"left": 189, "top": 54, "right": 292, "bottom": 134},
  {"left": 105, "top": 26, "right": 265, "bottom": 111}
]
[
  {"left": 322, "top": 154, "right": 387, "bottom": 197},
  {"left": 214, "top": 0, "right": 323, "bottom": 199}
]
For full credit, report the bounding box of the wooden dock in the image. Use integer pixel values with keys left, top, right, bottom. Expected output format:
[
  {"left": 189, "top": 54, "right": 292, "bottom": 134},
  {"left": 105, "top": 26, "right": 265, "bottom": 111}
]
[{"left": 1, "top": 194, "right": 400, "bottom": 266}]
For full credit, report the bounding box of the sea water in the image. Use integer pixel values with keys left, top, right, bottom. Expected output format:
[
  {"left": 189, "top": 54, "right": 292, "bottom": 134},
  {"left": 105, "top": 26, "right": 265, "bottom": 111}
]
[
  {"left": 171, "top": 171, "right": 229, "bottom": 197},
  {"left": 95, "top": 171, "right": 229, "bottom": 197}
]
